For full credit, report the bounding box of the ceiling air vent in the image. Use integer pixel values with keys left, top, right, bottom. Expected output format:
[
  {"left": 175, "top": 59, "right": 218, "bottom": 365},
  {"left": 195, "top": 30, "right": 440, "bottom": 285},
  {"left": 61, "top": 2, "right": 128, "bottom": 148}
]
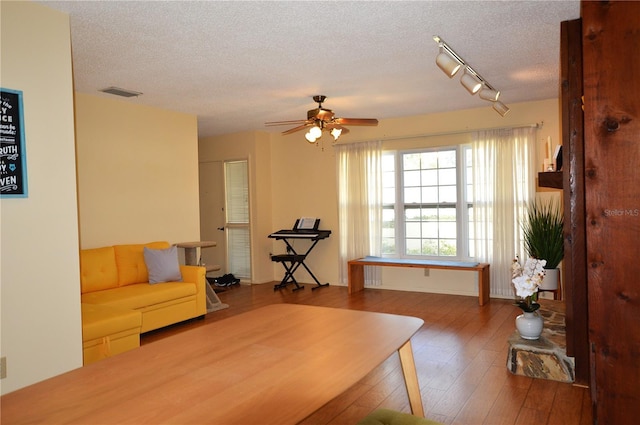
[{"left": 100, "top": 87, "right": 142, "bottom": 98}]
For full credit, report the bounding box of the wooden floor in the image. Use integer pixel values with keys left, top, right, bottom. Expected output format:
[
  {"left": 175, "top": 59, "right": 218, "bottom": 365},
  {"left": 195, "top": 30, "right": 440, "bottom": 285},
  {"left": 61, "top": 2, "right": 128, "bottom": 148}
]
[{"left": 142, "top": 283, "right": 593, "bottom": 425}]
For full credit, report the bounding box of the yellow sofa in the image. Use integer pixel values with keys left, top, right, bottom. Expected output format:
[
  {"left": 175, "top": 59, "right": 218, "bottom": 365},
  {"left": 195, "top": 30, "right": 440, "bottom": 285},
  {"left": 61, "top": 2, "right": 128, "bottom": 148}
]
[
  {"left": 79, "top": 241, "right": 206, "bottom": 364},
  {"left": 81, "top": 303, "right": 142, "bottom": 366}
]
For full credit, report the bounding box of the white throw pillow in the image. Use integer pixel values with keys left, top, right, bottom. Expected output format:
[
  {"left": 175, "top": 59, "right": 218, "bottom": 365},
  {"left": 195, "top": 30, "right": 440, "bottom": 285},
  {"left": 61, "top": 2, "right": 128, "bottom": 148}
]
[{"left": 143, "top": 245, "right": 183, "bottom": 284}]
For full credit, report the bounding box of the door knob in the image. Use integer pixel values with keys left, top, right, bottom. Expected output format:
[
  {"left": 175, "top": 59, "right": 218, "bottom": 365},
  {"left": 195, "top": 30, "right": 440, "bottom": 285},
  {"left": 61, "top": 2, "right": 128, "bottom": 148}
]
[{"left": 217, "top": 227, "right": 225, "bottom": 231}]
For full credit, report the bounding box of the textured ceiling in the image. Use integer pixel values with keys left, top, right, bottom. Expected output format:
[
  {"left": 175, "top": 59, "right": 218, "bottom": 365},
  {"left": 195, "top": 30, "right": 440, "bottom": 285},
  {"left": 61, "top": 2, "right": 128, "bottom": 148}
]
[{"left": 39, "top": 1, "right": 581, "bottom": 138}]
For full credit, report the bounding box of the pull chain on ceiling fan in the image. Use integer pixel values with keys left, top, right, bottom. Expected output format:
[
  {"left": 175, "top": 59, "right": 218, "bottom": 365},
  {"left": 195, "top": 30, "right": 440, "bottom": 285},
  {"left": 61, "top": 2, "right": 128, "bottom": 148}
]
[{"left": 265, "top": 95, "right": 378, "bottom": 143}]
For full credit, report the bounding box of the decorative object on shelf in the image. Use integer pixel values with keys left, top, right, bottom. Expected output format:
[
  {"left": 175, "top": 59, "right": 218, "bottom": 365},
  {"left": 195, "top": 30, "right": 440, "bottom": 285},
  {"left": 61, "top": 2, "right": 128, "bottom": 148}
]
[
  {"left": 541, "top": 140, "right": 563, "bottom": 173},
  {"left": 553, "top": 145, "right": 563, "bottom": 171},
  {"left": 522, "top": 198, "right": 564, "bottom": 290},
  {"left": 511, "top": 256, "right": 546, "bottom": 340}
]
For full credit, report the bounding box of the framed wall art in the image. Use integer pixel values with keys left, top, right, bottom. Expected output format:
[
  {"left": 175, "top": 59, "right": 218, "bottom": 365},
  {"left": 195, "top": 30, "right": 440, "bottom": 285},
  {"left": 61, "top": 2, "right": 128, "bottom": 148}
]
[{"left": 1, "top": 88, "right": 28, "bottom": 198}]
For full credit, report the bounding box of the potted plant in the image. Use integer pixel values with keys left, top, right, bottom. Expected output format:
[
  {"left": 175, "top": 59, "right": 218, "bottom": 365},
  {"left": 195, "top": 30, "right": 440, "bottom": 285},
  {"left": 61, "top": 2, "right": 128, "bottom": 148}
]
[
  {"left": 511, "top": 256, "right": 546, "bottom": 339},
  {"left": 522, "top": 198, "right": 564, "bottom": 290}
]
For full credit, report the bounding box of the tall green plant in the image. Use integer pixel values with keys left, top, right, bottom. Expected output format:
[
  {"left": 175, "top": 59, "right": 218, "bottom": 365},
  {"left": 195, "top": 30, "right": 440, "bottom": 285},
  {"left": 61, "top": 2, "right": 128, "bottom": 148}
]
[{"left": 522, "top": 199, "right": 564, "bottom": 269}]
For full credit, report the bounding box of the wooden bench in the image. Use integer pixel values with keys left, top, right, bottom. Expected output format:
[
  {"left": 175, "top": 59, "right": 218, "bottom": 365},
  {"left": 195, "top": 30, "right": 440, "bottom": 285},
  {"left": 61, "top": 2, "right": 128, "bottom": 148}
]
[{"left": 347, "top": 256, "right": 490, "bottom": 306}]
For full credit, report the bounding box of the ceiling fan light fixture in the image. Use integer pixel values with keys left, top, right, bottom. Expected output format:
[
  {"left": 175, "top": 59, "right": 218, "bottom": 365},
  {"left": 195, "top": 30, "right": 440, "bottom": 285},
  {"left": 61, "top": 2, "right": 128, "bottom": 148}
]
[
  {"left": 265, "top": 96, "right": 379, "bottom": 141},
  {"left": 460, "top": 69, "right": 482, "bottom": 95},
  {"left": 309, "top": 125, "right": 322, "bottom": 139},
  {"left": 493, "top": 101, "right": 510, "bottom": 116}
]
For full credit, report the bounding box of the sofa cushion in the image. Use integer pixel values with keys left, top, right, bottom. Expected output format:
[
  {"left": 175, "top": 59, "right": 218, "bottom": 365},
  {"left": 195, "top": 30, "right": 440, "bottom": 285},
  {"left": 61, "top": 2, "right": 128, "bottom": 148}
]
[
  {"left": 81, "top": 282, "right": 197, "bottom": 311},
  {"left": 114, "top": 241, "right": 169, "bottom": 286},
  {"left": 144, "top": 245, "right": 182, "bottom": 284},
  {"left": 81, "top": 303, "right": 142, "bottom": 341},
  {"left": 80, "top": 246, "right": 118, "bottom": 293}
]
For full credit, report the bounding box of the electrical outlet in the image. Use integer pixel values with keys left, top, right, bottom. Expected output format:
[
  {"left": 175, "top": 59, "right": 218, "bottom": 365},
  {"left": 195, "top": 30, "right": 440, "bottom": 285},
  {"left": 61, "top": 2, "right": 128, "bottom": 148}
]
[
  {"left": 424, "top": 269, "right": 430, "bottom": 277},
  {"left": 0, "top": 356, "right": 6, "bottom": 379}
]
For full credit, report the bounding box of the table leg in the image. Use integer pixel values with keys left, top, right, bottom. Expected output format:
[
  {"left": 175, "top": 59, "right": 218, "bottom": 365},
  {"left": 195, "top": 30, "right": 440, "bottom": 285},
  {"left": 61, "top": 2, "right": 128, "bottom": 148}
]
[
  {"left": 183, "top": 247, "right": 198, "bottom": 266},
  {"left": 398, "top": 339, "right": 424, "bottom": 417},
  {"left": 347, "top": 262, "right": 365, "bottom": 294},
  {"left": 478, "top": 264, "right": 491, "bottom": 306}
]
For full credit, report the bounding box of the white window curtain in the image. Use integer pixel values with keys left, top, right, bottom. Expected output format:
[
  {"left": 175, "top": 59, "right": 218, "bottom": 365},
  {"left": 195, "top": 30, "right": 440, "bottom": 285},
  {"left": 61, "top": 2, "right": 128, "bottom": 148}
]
[
  {"left": 335, "top": 140, "right": 383, "bottom": 286},
  {"left": 472, "top": 127, "right": 537, "bottom": 297}
]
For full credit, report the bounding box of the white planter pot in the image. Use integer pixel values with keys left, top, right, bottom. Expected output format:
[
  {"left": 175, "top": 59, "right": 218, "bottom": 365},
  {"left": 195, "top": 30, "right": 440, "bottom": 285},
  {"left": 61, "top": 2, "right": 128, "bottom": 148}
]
[
  {"left": 515, "top": 311, "right": 544, "bottom": 340},
  {"left": 540, "top": 267, "right": 559, "bottom": 290}
]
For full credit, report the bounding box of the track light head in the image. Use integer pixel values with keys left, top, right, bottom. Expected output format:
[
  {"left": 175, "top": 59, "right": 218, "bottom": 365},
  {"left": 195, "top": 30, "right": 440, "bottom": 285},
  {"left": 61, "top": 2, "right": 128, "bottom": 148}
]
[
  {"left": 460, "top": 69, "right": 482, "bottom": 95},
  {"left": 479, "top": 86, "right": 500, "bottom": 102},
  {"left": 436, "top": 48, "right": 462, "bottom": 78},
  {"left": 493, "top": 101, "right": 510, "bottom": 116}
]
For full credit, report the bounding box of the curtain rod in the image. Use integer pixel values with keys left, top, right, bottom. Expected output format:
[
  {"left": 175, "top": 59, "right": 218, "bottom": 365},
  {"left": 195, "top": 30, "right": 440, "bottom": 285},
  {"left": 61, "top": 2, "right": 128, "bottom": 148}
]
[{"left": 337, "top": 121, "right": 543, "bottom": 145}]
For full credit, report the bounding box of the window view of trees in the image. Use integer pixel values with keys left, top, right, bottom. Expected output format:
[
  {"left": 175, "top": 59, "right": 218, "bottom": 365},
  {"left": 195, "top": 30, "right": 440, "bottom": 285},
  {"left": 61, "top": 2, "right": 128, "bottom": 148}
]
[{"left": 382, "top": 147, "right": 472, "bottom": 259}]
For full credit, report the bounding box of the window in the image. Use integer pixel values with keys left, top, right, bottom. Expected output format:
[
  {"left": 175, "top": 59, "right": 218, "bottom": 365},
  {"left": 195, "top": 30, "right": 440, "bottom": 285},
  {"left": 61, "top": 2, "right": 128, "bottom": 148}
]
[
  {"left": 225, "top": 160, "right": 251, "bottom": 279},
  {"left": 382, "top": 146, "right": 473, "bottom": 259}
]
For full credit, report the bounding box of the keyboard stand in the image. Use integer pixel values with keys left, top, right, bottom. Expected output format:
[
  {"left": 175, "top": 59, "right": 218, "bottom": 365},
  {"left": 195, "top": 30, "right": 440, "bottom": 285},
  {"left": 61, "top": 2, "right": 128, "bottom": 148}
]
[
  {"left": 271, "top": 254, "right": 306, "bottom": 291},
  {"left": 269, "top": 231, "right": 331, "bottom": 291}
]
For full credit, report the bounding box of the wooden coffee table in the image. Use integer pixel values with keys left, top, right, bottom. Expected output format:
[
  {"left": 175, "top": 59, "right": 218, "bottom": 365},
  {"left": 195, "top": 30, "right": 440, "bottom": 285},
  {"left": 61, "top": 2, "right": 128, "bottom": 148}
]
[{"left": 1, "top": 304, "right": 425, "bottom": 424}]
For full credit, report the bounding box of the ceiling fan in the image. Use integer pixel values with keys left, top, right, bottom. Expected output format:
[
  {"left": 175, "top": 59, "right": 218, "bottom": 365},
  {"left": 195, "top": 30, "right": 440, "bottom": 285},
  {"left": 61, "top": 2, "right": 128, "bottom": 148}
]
[{"left": 265, "top": 95, "right": 378, "bottom": 143}]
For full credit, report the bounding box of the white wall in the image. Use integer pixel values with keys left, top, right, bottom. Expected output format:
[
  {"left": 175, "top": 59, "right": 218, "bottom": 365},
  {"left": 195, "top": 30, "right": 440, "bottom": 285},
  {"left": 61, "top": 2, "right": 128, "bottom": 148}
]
[
  {"left": 1, "top": 1, "right": 82, "bottom": 394},
  {"left": 74, "top": 93, "right": 200, "bottom": 248}
]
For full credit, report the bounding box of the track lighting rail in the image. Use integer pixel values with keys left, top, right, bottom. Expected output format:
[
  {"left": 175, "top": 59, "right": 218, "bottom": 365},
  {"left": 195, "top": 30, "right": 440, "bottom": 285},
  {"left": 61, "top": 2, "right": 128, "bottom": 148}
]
[{"left": 433, "top": 35, "right": 509, "bottom": 116}]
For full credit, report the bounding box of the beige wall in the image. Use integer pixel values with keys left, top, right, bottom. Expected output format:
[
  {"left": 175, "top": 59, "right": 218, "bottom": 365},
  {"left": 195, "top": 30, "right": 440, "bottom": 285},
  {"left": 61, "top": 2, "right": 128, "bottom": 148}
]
[
  {"left": 0, "top": 1, "right": 561, "bottom": 397},
  {"left": 199, "top": 131, "right": 273, "bottom": 283},
  {"left": 1, "top": 1, "right": 82, "bottom": 394},
  {"left": 74, "top": 93, "right": 200, "bottom": 248},
  {"left": 268, "top": 98, "right": 561, "bottom": 295},
  {"left": 199, "top": 99, "right": 560, "bottom": 295}
]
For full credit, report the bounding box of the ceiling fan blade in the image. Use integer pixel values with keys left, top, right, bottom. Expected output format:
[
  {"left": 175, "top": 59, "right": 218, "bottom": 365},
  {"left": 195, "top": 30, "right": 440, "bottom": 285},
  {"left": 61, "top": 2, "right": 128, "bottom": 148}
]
[
  {"left": 324, "top": 122, "right": 346, "bottom": 130},
  {"left": 265, "top": 119, "right": 308, "bottom": 127},
  {"left": 282, "top": 123, "right": 312, "bottom": 135},
  {"left": 269, "top": 96, "right": 378, "bottom": 137},
  {"left": 334, "top": 118, "right": 379, "bottom": 126}
]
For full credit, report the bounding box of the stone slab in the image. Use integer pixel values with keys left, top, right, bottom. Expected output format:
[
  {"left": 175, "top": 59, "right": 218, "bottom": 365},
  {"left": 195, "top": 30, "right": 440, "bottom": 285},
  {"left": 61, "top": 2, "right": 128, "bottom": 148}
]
[
  {"left": 507, "top": 332, "right": 575, "bottom": 383},
  {"left": 506, "top": 300, "right": 575, "bottom": 383}
]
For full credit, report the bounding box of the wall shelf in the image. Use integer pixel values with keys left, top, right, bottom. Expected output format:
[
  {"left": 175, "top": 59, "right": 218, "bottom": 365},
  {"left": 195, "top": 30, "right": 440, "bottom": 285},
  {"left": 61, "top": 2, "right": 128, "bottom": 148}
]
[{"left": 538, "top": 171, "right": 563, "bottom": 189}]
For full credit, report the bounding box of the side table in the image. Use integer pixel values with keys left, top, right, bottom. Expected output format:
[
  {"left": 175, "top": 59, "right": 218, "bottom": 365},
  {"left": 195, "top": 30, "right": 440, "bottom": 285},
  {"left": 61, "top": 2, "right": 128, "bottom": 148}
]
[
  {"left": 175, "top": 241, "right": 228, "bottom": 313},
  {"left": 174, "top": 241, "right": 221, "bottom": 273}
]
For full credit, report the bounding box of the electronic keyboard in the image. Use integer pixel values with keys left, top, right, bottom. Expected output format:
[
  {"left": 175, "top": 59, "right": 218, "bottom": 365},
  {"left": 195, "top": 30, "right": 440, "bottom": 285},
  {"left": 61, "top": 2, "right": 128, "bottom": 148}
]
[{"left": 268, "top": 229, "right": 331, "bottom": 239}]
